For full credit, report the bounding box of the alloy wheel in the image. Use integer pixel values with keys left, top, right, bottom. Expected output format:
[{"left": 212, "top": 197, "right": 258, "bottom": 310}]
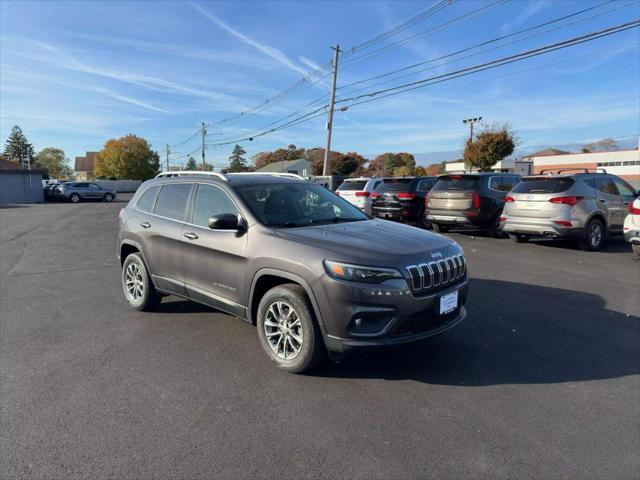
[
  {"left": 589, "top": 222, "right": 603, "bottom": 248},
  {"left": 263, "top": 301, "right": 303, "bottom": 360},
  {"left": 125, "top": 262, "right": 145, "bottom": 302}
]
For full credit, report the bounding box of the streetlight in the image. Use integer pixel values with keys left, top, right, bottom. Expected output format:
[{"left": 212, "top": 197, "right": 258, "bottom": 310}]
[{"left": 462, "top": 117, "right": 482, "bottom": 142}]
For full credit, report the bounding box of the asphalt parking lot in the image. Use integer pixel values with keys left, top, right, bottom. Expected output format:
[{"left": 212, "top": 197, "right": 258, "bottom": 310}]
[{"left": 1, "top": 195, "right": 639, "bottom": 479}]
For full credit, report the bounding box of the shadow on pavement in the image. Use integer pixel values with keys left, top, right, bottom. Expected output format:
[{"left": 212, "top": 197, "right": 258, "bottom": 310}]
[
  {"left": 312, "top": 278, "right": 640, "bottom": 385},
  {"left": 526, "top": 237, "right": 631, "bottom": 253}
]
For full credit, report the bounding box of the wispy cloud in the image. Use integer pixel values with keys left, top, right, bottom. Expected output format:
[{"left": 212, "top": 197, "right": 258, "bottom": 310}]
[
  {"left": 91, "top": 87, "right": 170, "bottom": 113},
  {"left": 188, "top": 1, "right": 308, "bottom": 76},
  {"left": 501, "top": 0, "right": 550, "bottom": 33}
]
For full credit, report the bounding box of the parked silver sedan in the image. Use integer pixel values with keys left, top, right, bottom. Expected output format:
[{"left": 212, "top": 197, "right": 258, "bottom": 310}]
[
  {"left": 501, "top": 171, "right": 637, "bottom": 251},
  {"left": 50, "top": 182, "right": 117, "bottom": 203}
]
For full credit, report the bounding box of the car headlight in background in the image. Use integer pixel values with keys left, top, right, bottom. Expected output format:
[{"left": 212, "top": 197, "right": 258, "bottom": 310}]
[{"left": 323, "top": 260, "right": 403, "bottom": 283}]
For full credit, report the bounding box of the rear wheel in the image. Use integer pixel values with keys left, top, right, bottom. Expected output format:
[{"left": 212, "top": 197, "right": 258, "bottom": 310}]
[
  {"left": 579, "top": 218, "right": 605, "bottom": 251},
  {"left": 509, "top": 234, "right": 529, "bottom": 243},
  {"left": 256, "top": 284, "right": 325, "bottom": 373},
  {"left": 432, "top": 223, "right": 450, "bottom": 233},
  {"left": 70, "top": 193, "right": 80, "bottom": 203},
  {"left": 122, "top": 253, "right": 160, "bottom": 311},
  {"left": 486, "top": 212, "right": 506, "bottom": 238}
]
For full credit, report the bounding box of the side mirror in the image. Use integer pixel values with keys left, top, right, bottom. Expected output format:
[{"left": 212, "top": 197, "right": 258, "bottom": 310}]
[{"left": 208, "top": 213, "right": 240, "bottom": 230}]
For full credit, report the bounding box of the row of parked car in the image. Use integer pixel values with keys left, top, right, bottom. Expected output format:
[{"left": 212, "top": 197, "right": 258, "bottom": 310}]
[{"left": 335, "top": 170, "right": 640, "bottom": 256}]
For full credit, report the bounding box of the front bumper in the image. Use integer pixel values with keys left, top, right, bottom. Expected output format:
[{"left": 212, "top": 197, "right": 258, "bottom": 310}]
[{"left": 315, "top": 274, "right": 469, "bottom": 356}]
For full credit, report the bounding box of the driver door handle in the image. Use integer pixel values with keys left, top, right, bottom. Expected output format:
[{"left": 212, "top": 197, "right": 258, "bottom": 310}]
[
  {"left": 140, "top": 222, "right": 151, "bottom": 228},
  {"left": 184, "top": 232, "right": 199, "bottom": 240}
]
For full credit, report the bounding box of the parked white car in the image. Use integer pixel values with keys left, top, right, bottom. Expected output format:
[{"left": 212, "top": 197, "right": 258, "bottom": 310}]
[
  {"left": 623, "top": 196, "right": 640, "bottom": 257},
  {"left": 335, "top": 177, "right": 382, "bottom": 214}
]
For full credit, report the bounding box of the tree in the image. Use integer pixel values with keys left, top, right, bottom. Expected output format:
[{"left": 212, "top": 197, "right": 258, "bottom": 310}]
[
  {"left": 186, "top": 157, "right": 198, "bottom": 170},
  {"left": 463, "top": 123, "right": 516, "bottom": 172},
  {"left": 33, "top": 148, "right": 71, "bottom": 178},
  {"left": 3, "top": 125, "right": 35, "bottom": 168},
  {"left": 227, "top": 144, "right": 248, "bottom": 172},
  {"left": 367, "top": 152, "right": 415, "bottom": 176},
  {"left": 94, "top": 134, "right": 160, "bottom": 180},
  {"left": 581, "top": 138, "right": 619, "bottom": 153},
  {"left": 425, "top": 161, "right": 446, "bottom": 176},
  {"left": 252, "top": 152, "right": 271, "bottom": 170},
  {"left": 415, "top": 165, "right": 427, "bottom": 176}
]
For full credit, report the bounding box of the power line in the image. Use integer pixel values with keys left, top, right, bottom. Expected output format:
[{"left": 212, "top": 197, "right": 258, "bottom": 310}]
[{"left": 204, "top": 20, "right": 639, "bottom": 148}]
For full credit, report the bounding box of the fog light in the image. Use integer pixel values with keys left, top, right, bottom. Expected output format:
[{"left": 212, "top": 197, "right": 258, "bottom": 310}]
[
  {"left": 354, "top": 318, "right": 363, "bottom": 327},
  {"left": 349, "top": 312, "right": 394, "bottom": 335}
]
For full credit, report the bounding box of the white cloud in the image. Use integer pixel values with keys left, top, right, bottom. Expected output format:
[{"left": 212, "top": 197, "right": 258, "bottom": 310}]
[{"left": 501, "top": 0, "right": 550, "bottom": 33}]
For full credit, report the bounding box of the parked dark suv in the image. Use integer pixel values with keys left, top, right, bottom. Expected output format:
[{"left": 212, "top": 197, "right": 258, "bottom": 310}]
[
  {"left": 118, "top": 174, "right": 469, "bottom": 372},
  {"left": 371, "top": 176, "right": 438, "bottom": 228},
  {"left": 426, "top": 173, "right": 520, "bottom": 237}
]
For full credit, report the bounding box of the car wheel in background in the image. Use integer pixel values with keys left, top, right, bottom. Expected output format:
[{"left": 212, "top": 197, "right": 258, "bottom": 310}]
[
  {"left": 632, "top": 243, "right": 640, "bottom": 258},
  {"left": 104, "top": 193, "right": 114, "bottom": 202},
  {"left": 509, "top": 234, "right": 530, "bottom": 243},
  {"left": 579, "top": 218, "right": 605, "bottom": 251},
  {"left": 432, "top": 223, "right": 450, "bottom": 233},
  {"left": 256, "top": 284, "right": 325, "bottom": 373},
  {"left": 486, "top": 212, "right": 507, "bottom": 238},
  {"left": 70, "top": 193, "right": 81, "bottom": 203},
  {"left": 121, "top": 253, "right": 160, "bottom": 311}
]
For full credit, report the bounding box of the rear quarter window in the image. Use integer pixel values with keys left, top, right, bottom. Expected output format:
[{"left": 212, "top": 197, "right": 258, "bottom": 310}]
[
  {"left": 136, "top": 186, "right": 160, "bottom": 212},
  {"left": 512, "top": 178, "right": 575, "bottom": 194}
]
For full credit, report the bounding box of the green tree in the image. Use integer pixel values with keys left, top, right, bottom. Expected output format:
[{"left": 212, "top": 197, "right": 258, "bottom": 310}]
[
  {"left": 227, "top": 144, "right": 248, "bottom": 172},
  {"left": 3, "top": 125, "right": 35, "bottom": 168},
  {"left": 463, "top": 124, "right": 516, "bottom": 172},
  {"left": 186, "top": 157, "right": 198, "bottom": 170},
  {"left": 94, "top": 134, "right": 160, "bottom": 180},
  {"left": 415, "top": 165, "right": 427, "bottom": 176},
  {"left": 33, "top": 148, "right": 71, "bottom": 178},
  {"left": 393, "top": 165, "right": 413, "bottom": 176}
]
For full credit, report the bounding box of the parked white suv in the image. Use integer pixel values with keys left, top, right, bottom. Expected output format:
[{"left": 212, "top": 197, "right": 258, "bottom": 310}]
[
  {"left": 624, "top": 196, "right": 640, "bottom": 257},
  {"left": 335, "top": 177, "right": 381, "bottom": 214}
]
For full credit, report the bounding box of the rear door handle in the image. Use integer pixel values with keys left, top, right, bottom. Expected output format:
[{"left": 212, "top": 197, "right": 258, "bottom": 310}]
[
  {"left": 140, "top": 222, "right": 151, "bottom": 228},
  {"left": 183, "top": 232, "right": 199, "bottom": 240},
  {"left": 598, "top": 199, "right": 606, "bottom": 203}
]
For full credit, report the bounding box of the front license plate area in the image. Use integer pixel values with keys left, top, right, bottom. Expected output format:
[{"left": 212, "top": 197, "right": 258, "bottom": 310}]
[{"left": 439, "top": 290, "right": 458, "bottom": 315}]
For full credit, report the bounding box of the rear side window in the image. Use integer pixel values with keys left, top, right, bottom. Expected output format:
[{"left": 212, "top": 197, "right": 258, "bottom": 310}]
[
  {"left": 191, "top": 184, "right": 238, "bottom": 227},
  {"left": 512, "top": 178, "right": 575, "bottom": 194},
  {"left": 432, "top": 175, "right": 480, "bottom": 191},
  {"left": 337, "top": 181, "right": 368, "bottom": 191},
  {"left": 136, "top": 186, "right": 160, "bottom": 212},
  {"left": 594, "top": 178, "right": 618, "bottom": 196},
  {"left": 489, "top": 176, "right": 519, "bottom": 192},
  {"left": 377, "top": 178, "right": 414, "bottom": 192},
  {"left": 154, "top": 183, "right": 192, "bottom": 221}
]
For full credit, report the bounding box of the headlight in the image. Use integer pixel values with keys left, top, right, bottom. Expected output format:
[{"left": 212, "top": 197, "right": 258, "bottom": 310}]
[{"left": 323, "top": 260, "right": 403, "bottom": 283}]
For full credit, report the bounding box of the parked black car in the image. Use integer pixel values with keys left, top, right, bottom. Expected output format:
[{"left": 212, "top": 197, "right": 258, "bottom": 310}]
[
  {"left": 426, "top": 173, "right": 521, "bottom": 237},
  {"left": 371, "top": 176, "right": 438, "bottom": 228},
  {"left": 50, "top": 182, "right": 117, "bottom": 203}
]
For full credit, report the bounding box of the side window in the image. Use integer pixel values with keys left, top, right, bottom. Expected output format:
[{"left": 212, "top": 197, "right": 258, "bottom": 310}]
[
  {"left": 417, "top": 180, "right": 434, "bottom": 192},
  {"left": 612, "top": 177, "right": 636, "bottom": 199},
  {"left": 489, "top": 177, "right": 511, "bottom": 192},
  {"left": 583, "top": 178, "right": 596, "bottom": 189},
  {"left": 89, "top": 184, "right": 101, "bottom": 190},
  {"left": 191, "top": 184, "right": 239, "bottom": 228},
  {"left": 595, "top": 178, "right": 619, "bottom": 196},
  {"left": 502, "top": 176, "right": 519, "bottom": 191},
  {"left": 75, "top": 183, "right": 88, "bottom": 189},
  {"left": 154, "top": 183, "right": 192, "bottom": 221},
  {"left": 136, "top": 186, "right": 160, "bottom": 212}
]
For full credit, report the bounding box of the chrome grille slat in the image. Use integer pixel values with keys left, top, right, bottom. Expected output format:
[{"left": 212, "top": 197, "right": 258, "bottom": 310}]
[{"left": 406, "top": 254, "right": 466, "bottom": 293}]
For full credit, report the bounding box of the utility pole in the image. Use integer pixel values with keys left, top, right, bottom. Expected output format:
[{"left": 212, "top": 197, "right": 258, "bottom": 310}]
[
  {"left": 462, "top": 117, "right": 482, "bottom": 142},
  {"left": 322, "top": 44, "right": 341, "bottom": 176},
  {"left": 201, "top": 122, "right": 207, "bottom": 171},
  {"left": 165, "top": 144, "right": 170, "bottom": 172}
]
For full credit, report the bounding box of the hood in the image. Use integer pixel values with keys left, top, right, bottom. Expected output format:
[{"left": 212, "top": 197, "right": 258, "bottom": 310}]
[{"left": 274, "top": 219, "right": 459, "bottom": 265}]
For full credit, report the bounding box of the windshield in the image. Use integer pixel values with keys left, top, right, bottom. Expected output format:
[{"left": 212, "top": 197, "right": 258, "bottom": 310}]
[
  {"left": 431, "top": 175, "right": 480, "bottom": 191},
  {"left": 512, "top": 177, "right": 574, "bottom": 194},
  {"left": 235, "top": 182, "right": 369, "bottom": 227},
  {"left": 337, "top": 180, "right": 368, "bottom": 191}
]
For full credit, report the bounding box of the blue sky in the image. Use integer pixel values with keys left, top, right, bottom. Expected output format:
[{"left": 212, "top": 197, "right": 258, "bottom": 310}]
[{"left": 1, "top": 0, "right": 639, "bottom": 168}]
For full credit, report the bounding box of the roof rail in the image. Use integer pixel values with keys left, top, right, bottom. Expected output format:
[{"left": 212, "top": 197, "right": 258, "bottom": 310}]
[
  {"left": 231, "top": 172, "right": 307, "bottom": 181},
  {"left": 539, "top": 167, "right": 608, "bottom": 175},
  {"left": 155, "top": 171, "right": 228, "bottom": 181}
]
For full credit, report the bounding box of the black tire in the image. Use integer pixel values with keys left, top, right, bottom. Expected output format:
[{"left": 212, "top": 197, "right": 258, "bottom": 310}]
[
  {"left": 432, "top": 223, "right": 450, "bottom": 233},
  {"left": 486, "top": 212, "right": 507, "bottom": 238},
  {"left": 631, "top": 243, "right": 640, "bottom": 258},
  {"left": 121, "top": 253, "right": 160, "bottom": 311},
  {"left": 70, "top": 193, "right": 81, "bottom": 203},
  {"left": 104, "top": 193, "right": 114, "bottom": 202},
  {"left": 256, "top": 284, "right": 325, "bottom": 373},
  {"left": 509, "top": 234, "right": 529, "bottom": 243},
  {"left": 579, "top": 218, "right": 605, "bottom": 251}
]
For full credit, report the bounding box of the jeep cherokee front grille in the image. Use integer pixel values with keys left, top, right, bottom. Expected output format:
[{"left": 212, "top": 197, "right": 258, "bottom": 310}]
[{"left": 406, "top": 254, "right": 466, "bottom": 293}]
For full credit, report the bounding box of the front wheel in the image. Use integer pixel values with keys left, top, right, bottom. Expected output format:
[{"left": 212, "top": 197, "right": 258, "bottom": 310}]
[
  {"left": 70, "top": 193, "right": 81, "bottom": 203},
  {"left": 257, "top": 284, "right": 325, "bottom": 373},
  {"left": 122, "top": 253, "right": 160, "bottom": 311},
  {"left": 579, "top": 218, "right": 605, "bottom": 251},
  {"left": 104, "top": 193, "right": 114, "bottom": 202}
]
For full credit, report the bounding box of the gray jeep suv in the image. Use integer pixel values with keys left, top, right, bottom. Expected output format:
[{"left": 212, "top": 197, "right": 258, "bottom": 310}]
[{"left": 117, "top": 174, "right": 469, "bottom": 372}]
